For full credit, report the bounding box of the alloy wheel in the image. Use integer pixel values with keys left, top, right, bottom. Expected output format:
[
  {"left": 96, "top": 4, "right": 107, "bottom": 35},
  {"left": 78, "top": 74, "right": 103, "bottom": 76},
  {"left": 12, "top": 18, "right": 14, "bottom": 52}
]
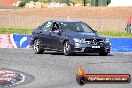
[{"left": 34, "top": 40, "right": 40, "bottom": 52}]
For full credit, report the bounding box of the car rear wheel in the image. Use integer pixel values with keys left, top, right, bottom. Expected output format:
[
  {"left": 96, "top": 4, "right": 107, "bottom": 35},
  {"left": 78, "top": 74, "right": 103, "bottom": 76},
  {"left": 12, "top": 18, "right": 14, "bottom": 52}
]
[
  {"left": 63, "top": 41, "right": 73, "bottom": 56},
  {"left": 33, "top": 39, "right": 44, "bottom": 54},
  {"left": 99, "top": 52, "right": 108, "bottom": 56}
]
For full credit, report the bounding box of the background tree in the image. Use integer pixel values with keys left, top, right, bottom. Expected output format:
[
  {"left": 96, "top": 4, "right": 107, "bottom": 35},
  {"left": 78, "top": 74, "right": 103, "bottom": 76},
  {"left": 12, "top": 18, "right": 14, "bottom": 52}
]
[
  {"left": 19, "top": 0, "right": 38, "bottom": 7},
  {"left": 19, "top": 0, "right": 92, "bottom": 7}
]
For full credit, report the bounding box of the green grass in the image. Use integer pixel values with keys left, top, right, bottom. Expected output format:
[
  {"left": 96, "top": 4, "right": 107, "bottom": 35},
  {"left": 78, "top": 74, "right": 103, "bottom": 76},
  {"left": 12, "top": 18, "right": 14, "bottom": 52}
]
[
  {"left": 0, "top": 28, "right": 32, "bottom": 34},
  {"left": 99, "top": 31, "right": 132, "bottom": 38},
  {"left": 0, "top": 28, "right": 132, "bottom": 38}
]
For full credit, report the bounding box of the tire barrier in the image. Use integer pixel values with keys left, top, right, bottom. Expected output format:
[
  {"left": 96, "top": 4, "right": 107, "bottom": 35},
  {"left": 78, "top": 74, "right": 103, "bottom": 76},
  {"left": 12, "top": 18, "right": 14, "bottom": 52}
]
[{"left": 0, "top": 34, "right": 132, "bottom": 52}]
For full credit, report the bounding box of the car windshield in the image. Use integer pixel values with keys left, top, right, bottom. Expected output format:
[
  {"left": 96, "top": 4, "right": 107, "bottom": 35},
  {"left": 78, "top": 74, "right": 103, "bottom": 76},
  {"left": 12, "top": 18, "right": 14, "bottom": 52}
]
[{"left": 60, "top": 22, "right": 93, "bottom": 33}]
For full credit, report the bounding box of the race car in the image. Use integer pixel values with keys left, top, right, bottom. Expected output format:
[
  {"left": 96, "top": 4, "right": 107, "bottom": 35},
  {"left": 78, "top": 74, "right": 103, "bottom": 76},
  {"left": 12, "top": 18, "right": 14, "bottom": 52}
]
[{"left": 30, "top": 20, "right": 111, "bottom": 56}]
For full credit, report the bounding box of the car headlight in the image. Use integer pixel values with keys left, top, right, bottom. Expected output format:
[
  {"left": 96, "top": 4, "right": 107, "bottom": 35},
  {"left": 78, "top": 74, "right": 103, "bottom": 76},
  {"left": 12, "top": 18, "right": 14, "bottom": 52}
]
[
  {"left": 105, "top": 38, "right": 109, "bottom": 43},
  {"left": 73, "top": 38, "right": 86, "bottom": 43}
]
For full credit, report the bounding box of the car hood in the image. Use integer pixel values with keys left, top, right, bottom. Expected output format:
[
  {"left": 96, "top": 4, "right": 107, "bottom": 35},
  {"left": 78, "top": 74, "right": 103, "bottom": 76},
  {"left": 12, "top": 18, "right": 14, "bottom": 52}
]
[{"left": 63, "top": 31, "right": 106, "bottom": 39}]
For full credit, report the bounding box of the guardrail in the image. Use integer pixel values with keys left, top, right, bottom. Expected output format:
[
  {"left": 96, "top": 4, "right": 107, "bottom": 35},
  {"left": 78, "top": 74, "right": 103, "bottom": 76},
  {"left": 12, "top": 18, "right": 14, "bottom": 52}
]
[{"left": 0, "top": 34, "right": 132, "bottom": 52}]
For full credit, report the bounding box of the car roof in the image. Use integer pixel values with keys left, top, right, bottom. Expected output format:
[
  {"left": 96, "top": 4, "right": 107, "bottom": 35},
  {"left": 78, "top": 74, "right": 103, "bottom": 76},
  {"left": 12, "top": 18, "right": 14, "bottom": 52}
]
[{"left": 50, "top": 20, "right": 81, "bottom": 23}]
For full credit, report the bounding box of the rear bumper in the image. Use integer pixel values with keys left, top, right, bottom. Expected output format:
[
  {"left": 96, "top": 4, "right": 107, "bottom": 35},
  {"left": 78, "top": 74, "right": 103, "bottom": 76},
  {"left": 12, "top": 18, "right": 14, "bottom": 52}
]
[{"left": 73, "top": 43, "right": 111, "bottom": 53}]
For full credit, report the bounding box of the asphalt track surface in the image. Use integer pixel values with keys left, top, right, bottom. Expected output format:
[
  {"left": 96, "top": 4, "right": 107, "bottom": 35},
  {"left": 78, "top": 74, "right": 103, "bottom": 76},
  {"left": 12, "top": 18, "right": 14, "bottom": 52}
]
[{"left": 0, "top": 48, "right": 132, "bottom": 88}]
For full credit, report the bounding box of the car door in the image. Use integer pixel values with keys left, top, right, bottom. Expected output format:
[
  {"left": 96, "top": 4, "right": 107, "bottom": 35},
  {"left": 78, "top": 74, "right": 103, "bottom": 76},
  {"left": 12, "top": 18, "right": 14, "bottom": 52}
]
[
  {"left": 32, "top": 26, "right": 43, "bottom": 39},
  {"left": 49, "top": 22, "right": 63, "bottom": 50},
  {"left": 39, "top": 21, "right": 53, "bottom": 48}
]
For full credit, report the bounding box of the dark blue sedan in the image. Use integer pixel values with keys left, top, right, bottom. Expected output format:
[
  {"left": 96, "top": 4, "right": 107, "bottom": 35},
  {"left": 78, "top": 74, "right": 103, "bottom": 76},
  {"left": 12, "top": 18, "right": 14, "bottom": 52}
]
[{"left": 30, "top": 20, "right": 111, "bottom": 56}]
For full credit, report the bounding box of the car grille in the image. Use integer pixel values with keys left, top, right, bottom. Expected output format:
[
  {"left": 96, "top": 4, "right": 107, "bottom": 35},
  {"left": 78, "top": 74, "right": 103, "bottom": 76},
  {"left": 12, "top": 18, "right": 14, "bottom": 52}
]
[
  {"left": 84, "top": 47, "right": 104, "bottom": 53},
  {"left": 85, "top": 39, "right": 104, "bottom": 45}
]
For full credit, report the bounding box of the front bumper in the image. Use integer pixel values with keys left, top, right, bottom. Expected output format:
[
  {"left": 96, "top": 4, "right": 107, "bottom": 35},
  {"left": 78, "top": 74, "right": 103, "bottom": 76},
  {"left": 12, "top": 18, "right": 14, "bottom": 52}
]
[
  {"left": 73, "top": 42, "right": 111, "bottom": 53},
  {"left": 30, "top": 39, "right": 34, "bottom": 46}
]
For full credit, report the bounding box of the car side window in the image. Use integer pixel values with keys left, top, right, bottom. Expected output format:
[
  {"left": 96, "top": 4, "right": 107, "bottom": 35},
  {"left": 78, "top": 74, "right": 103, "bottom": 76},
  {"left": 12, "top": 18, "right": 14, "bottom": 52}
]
[{"left": 41, "top": 22, "right": 52, "bottom": 31}]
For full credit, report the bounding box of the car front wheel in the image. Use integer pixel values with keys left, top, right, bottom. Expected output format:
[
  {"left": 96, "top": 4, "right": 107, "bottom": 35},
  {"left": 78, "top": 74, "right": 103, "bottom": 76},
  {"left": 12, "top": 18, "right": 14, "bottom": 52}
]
[
  {"left": 33, "top": 39, "right": 44, "bottom": 54},
  {"left": 63, "top": 41, "right": 73, "bottom": 56}
]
